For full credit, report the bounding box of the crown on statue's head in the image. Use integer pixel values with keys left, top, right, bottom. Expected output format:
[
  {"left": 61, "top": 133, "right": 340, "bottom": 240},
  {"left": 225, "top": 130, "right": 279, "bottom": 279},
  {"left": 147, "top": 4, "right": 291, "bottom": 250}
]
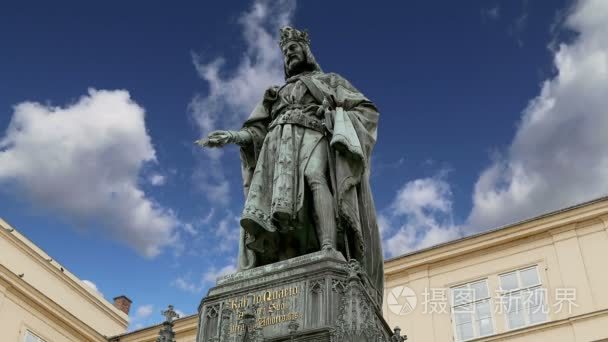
[{"left": 279, "top": 26, "right": 311, "bottom": 49}]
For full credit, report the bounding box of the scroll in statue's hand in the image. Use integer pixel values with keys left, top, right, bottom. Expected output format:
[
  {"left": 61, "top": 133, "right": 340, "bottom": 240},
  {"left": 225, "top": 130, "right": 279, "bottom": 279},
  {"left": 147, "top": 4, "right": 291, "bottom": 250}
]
[{"left": 195, "top": 130, "right": 232, "bottom": 148}]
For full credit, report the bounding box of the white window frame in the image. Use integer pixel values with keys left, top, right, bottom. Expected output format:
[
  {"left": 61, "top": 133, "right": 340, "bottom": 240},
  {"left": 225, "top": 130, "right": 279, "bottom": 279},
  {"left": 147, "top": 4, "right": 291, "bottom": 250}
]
[
  {"left": 24, "top": 329, "right": 47, "bottom": 342},
  {"left": 498, "top": 265, "right": 547, "bottom": 330},
  {"left": 450, "top": 279, "right": 495, "bottom": 341}
]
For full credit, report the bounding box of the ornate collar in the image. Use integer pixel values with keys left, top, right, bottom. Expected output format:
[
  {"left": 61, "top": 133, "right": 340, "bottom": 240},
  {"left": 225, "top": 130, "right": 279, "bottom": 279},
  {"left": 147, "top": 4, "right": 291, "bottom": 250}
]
[{"left": 285, "top": 71, "right": 319, "bottom": 83}]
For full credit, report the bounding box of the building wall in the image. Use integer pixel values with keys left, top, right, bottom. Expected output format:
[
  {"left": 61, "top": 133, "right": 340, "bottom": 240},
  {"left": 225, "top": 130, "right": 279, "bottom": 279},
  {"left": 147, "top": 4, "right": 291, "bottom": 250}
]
[
  {"left": 110, "top": 315, "right": 198, "bottom": 342},
  {"left": 7, "top": 199, "right": 608, "bottom": 342},
  {"left": 119, "top": 200, "right": 608, "bottom": 342},
  {"left": 0, "top": 218, "right": 128, "bottom": 342},
  {"left": 383, "top": 199, "right": 608, "bottom": 342}
]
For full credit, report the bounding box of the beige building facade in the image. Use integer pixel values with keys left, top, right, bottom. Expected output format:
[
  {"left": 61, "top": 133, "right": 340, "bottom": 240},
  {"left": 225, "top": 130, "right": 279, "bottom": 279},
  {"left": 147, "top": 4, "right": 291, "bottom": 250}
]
[
  {"left": 109, "top": 315, "right": 197, "bottom": 342},
  {"left": 3, "top": 197, "right": 608, "bottom": 342},
  {"left": 0, "top": 218, "right": 129, "bottom": 342},
  {"left": 383, "top": 197, "right": 608, "bottom": 342}
]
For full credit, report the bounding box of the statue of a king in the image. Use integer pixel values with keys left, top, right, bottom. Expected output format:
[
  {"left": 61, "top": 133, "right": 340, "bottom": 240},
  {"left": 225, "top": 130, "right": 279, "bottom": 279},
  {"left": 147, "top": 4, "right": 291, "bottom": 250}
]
[{"left": 197, "top": 26, "right": 384, "bottom": 305}]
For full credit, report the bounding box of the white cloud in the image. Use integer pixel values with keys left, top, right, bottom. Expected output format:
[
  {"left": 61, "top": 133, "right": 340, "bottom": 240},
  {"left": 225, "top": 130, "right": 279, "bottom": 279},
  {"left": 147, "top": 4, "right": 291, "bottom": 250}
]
[
  {"left": 177, "top": 209, "right": 217, "bottom": 238},
  {"left": 393, "top": 177, "right": 452, "bottom": 216},
  {"left": 172, "top": 275, "right": 202, "bottom": 293},
  {"left": 174, "top": 308, "right": 186, "bottom": 318},
  {"left": 380, "top": 0, "right": 608, "bottom": 257},
  {"left": 190, "top": 0, "right": 295, "bottom": 136},
  {"left": 214, "top": 213, "right": 240, "bottom": 252},
  {"left": 201, "top": 208, "right": 215, "bottom": 224},
  {"left": 135, "top": 304, "right": 154, "bottom": 319},
  {"left": 172, "top": 263, "right": 237, "bottom": 294},
  {"left": 192, "top": 163, "right": 231, "bottom": 205},
  {"left": 468, "top": 0, "right": 608, "bottom": 231},
  {"left": 82, "top": 279, "right": 102, "bottom": 296},
  {"left": 128, "top": 304, "right": 156, "bottom": 331},
  {"left": 377, "top": 214, "right": 390, "bottom": 239},
  {"left": 182, "top": 222, "right": 197, "bottom": 236},
  {"left": 148, "top": 173, "right": 166, "bottom": 186},
  {"left": 189, "top": 0, "right": 295, "bottom": 203},
  {"left": 203, "top": 264, "right": 237, "bottom": 284},
  {"left": 382, "top": 175, "right": 462, "bottom": 258},
  {"left": 481, "top": 4, "right": 500, "bottom": 21},
  {"left": 508, "top": 0, "right": 529, "bottom": 47},
  {"left": 0, "top": 89, "right": 179, "bottom": 257}
]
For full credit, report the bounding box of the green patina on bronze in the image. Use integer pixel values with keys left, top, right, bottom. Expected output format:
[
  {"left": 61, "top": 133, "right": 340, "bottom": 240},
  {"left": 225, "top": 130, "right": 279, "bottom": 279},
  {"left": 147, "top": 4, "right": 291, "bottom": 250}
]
[{"left": 196, "top": 26, "right": 384, "bottom": 308}]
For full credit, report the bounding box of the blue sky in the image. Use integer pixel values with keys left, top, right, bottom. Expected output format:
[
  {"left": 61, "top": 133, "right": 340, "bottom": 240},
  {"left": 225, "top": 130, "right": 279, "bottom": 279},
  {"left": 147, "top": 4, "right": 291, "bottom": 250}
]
[{"left": 2, "top": 0, "right": 608, "bottom": 330}]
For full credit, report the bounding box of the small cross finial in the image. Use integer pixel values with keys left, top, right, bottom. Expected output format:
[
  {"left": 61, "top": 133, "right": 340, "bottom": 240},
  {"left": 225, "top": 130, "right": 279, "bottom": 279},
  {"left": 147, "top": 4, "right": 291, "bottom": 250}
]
[{"left": 391, "top": 326, "right": 407, "bottom": 341}]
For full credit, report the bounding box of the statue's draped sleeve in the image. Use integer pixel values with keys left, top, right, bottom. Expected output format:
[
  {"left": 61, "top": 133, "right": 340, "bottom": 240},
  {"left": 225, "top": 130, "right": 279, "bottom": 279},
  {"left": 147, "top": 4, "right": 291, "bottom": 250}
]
[
  {"left": 237, "top": 87, "right": 276, "bottom": 270},
  {"left": 311, "top": 73, "right": 384, "bottom": 306}
]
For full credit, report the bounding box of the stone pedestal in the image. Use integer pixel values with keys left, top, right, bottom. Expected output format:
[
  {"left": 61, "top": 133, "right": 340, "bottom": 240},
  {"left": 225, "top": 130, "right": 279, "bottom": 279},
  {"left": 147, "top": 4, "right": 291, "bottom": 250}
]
[{"left": 196, "top": 250, "right": 393, "bottom": 342}]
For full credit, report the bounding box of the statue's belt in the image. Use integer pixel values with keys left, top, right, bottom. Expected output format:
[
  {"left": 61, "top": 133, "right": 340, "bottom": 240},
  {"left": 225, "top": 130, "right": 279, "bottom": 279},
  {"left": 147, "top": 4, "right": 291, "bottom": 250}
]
[{"left": 268, "top": 108, "right": 326, "bottom": 134}]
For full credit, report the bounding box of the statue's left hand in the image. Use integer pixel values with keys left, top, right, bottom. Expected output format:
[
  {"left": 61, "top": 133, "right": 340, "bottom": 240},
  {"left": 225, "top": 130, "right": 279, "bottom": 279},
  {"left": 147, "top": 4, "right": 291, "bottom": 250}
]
[{"left": 314, "top": 98, "right": 332, "bottom": 118}]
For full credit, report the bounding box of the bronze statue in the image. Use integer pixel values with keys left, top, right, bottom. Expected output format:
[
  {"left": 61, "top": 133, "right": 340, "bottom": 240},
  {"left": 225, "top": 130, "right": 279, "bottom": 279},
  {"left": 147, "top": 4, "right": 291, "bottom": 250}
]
[{"left": 197, "top": 26, "right": 383, "bottom": 305}]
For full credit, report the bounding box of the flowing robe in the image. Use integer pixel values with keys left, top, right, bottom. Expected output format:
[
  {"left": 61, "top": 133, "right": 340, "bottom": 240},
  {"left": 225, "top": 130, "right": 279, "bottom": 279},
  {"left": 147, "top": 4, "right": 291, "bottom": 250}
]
[{"left": 238, "top": 71, "right": 384, "bottom": 306}]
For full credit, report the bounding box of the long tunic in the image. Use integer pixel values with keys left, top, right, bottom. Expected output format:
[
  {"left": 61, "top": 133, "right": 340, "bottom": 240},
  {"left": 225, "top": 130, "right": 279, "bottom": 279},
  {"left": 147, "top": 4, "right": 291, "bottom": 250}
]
[{"left": 240, "top": 75, "right": 325, "bottom": 262}]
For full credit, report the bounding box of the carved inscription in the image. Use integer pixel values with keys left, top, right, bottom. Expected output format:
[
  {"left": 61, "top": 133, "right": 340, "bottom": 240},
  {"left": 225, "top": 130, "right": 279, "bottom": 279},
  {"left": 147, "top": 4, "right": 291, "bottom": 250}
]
[{"left": 226, "top": 285, "right": 302, "bottom": 334}]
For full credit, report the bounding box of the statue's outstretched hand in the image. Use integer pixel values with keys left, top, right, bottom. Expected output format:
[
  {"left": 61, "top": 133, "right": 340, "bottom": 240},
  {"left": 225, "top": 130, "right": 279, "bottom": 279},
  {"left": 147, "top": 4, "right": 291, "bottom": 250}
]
[{"left": 195, "top": 130, "right": 233, "bottom": 148}]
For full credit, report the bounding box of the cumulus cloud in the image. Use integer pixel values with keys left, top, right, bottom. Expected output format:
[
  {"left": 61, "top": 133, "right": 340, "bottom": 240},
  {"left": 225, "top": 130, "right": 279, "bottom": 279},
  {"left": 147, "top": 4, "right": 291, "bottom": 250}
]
[
  {"left": 128, "top": 304, "right": 156, "bottom": 331},
  {"left": 82, "top": 279, "right": 103, "bottom": 296},
  {"left": 148, "top": 173, "right": 166, "bottom": 186},
  {"left": 203, "top": 264, "right": 237, "bottom": 284},
  {"left": 135, "top": 304, "right": 154, "bottom": 319},
  {"left": 182, "top": 222, "right": 197, "bottom": 236},
  {"left": 174, "top": 308, "right": 186, "bottom": 318},
  {"left": 382, "top": 175, "right": 462, "bottom": 258},
  {"left": 190, "top": 0, "right": 295, "bottom": 136},
  {"left": 189, "top": 0, "right": 295, "bottom": 203},
  {"left": 179, "top": 209, "right": 216, "bottom": 238},
  {"left": 481, "top": 4, "right": 501, "bottom": 22},
  {"left": 508, "top": 0, "right": 530, "bottom": 47},
  {"left": 172, "top": 263, "right": 237, "bottom": 294},
  {"left": 214, "top": 213, "right": 241, "bottom": 252},
  {"left": 192, "top": 164, "right": 231, "bottom": 205},
  {"left": 0, "top": 89, "right": 178, "bottom": 257},
  {"left": 468, "top": 0, "right": 608, "bottom": 231},
  {"left": 172, "top": 275, "right": 202, "bottom": 293}
]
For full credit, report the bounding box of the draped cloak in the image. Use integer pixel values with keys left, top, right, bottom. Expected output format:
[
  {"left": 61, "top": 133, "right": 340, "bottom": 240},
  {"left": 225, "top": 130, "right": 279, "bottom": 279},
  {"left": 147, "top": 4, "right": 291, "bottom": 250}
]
[{"left": 237, "top": 71, "right": 384, "bottom": 306}]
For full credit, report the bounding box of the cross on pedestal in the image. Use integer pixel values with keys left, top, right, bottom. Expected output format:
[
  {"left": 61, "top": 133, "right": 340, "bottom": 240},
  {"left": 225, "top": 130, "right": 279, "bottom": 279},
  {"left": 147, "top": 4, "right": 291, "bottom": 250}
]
[
  {"left": 157, "top": 305, "right": 180, "bottom": 342},
  {"left": 390, "top": 326, "right": 407, "bottom": 341},
  {"left": 162, "top": 305, "right": 179, "bottom": 323}
]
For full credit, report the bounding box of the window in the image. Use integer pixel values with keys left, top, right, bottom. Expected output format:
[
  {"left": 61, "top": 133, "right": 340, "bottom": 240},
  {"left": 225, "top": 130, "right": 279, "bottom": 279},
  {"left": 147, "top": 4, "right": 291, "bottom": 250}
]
[
  {"left": 499, "top": 265, "right": 547, "bottom": 330},
  {"left": 24, "top": 330, "right": 46, "bottom": 342},
  {"left": 451, "top": 279, "right": 494, "bottom": 341}
]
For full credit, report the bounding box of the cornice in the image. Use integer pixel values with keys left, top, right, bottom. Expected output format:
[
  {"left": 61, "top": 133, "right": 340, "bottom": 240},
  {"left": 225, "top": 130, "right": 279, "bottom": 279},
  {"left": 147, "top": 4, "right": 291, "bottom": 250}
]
[
  {"left": 600, "top": 214, "right": 608, "bottom": 229},
  {"left": 0, "top": 264, "right": 108, "bottom": 341},
  {"left": 385, "top": 197, "right": 608, "bottom": 276},
  {"left": 109, "top": 314, "right": 198, "bottom": 341},
  {"left": 0, "top": 218, "right": 128, "bottom": 328}
]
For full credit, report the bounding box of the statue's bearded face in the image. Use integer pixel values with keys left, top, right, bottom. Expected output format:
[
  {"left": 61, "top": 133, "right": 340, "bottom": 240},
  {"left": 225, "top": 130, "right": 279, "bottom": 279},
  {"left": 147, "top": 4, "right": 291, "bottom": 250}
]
[{"left": 282, "top": 41, "right": 306, "bottom": 74}]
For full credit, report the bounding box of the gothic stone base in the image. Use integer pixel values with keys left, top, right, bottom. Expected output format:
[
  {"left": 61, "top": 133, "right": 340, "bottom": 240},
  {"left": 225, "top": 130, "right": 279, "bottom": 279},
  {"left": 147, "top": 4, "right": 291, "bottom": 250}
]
[{"left": 196, "top": 250, "right": 393, "bottom": 342}]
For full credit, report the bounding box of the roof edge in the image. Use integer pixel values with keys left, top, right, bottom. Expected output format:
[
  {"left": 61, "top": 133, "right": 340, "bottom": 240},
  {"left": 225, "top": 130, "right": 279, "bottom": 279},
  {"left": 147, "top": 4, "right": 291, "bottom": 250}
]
[
  {"left": 0, "top": 218, "right": 129, "bottom": 326},
  {"left": 384, "top": 195, "right": 608, "bottom": 270}
]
